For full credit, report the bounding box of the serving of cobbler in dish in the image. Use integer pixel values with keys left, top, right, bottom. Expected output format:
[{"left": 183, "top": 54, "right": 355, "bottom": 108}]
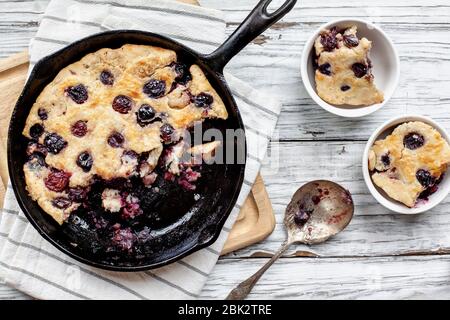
[
  {"left": 22, "top": 44, "right": 229, "bottom": 254},
  {"left": 314, "top": 25, "right": 384, "bottom": 106},
  {"left": 369, "top": 121, "right": 450, "bottom": 207}
]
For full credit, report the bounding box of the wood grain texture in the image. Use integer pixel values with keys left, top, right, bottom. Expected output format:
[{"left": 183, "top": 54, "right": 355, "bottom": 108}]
[
  {"left": 200, "top": 255, "right": 450, "bottom": 299},
  {"left": 1, "top": 0, "right": 450, "bottom": 299},
  {"left": 222, "top": 141, "right": 450, "bottom": 258},
  {"left": 201, "top": 0, "right": 450, "bottom": 141}
]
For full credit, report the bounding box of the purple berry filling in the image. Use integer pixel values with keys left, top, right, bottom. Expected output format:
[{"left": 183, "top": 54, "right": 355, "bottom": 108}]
[
  {"left": 112, "top": 227, "right": 136, "bottom": 252},
  {"left": 171, "top": 62, "right": 192, "bottom": 85},
  {"left": 29, "top": 123, "right": 44, "bottom": 139},
  {"left": 65, "top": 84, "right": 88, "bottom": 104},
  {"left": 351, "top": 63, "right": 368, "bottom": 78},
  {"left": 320, "top": 31, "right": 338, "bottom": 52},
  {"left": 343, "top": 34, "right": 359, "bottom": 47},
  {"left": 108, "top": 132, "right": 125, "bottom": 148},
  {"left": 416, "top": 169, "right": 436, "bottom": 188},
  {"left": 44, "top": 133, "right": 67, "bottom": 154},
  {"left": 52, "top": 197, "right": 72, "bottom": 209},
  {"left": 76, "top": 151, "right": 93, "bottom": 172},
  {"left": 192, "top": 92, "right": 213, "bottom": 108},
  {"left": 381, "top": 153, "right": 391, "bottom": 167},
  {"left": 71, "top": 120, "right": 88, "bottom": 137},
  {"left": 143, "top": 79, "right": 166, "bottom": 98},
  {"left": 44, "top": 169, "right": 71, "bottom": 192},
  {"left": 294, "top": 207, "right": 312, "bottom": 227},
  {"left": 160, "top": 123, "right": 175, "bottom": 143},
  {"left": 318, "top": 63, "right": 332, "bottom": 76},
  {"left": 404, "top": 132, "right": 425, "bottom": 150},
  {"left": 100, "top": 70, "right": 114, "bottom": 86},
  {"left": 38, "top": 108, "right": 48, "bottom": 120},
  {"left": 112, "top": 95, "right": 134, "bottom": 114},
  {"left": 136, "top": 104, "right": 156, "bottom": 127}
]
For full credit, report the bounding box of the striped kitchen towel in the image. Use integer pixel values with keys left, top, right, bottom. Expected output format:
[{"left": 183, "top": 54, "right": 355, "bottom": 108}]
[{"left": 0, "top": 0, "right": 281, "bottom": 299}]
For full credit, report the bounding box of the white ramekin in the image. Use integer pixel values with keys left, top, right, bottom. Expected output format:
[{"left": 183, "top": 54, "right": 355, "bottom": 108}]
[
  {"left": 301, "top": 18, "right": 400, "bottom": 118},
  {"left": 362, "top": 115, "right": 450, "bottom": 214}
]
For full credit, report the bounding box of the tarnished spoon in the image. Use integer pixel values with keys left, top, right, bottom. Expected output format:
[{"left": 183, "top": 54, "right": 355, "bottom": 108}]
[{"left": 226, "top": 180, "right": 354, "bottom": 300}]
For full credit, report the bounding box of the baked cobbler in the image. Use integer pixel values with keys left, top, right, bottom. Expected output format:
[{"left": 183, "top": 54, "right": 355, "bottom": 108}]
[
  {"left": 369, "top": 121, "right": 450, "bottom": 207},
  {"left": 23, "top": 44, "right": 227, "bottom": 229},
  {"left": 314, "top": 25, "right": 384, "bottom": 106}
]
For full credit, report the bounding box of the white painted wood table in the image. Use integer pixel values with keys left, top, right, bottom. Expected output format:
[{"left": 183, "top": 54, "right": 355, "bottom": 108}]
[{"left": 2, "top": 0, "right": 450, "bottom": 299}]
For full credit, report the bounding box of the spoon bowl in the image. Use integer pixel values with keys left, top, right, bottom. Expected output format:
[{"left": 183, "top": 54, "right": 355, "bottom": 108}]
[
  {"left": 226, "top": 180, "right": 354, "bottom": 300},
  {"left": 285, "top": 180, "right": 354, "bottom": 245}
]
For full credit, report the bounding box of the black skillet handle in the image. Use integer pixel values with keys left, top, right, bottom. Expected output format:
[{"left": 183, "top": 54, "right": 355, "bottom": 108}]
[{"left": 203, "top": 0, "right": 297, "bottom": 73}]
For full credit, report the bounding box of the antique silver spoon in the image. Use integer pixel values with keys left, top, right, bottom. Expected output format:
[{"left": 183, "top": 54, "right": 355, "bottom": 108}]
[{"left": 226, "top": 180, "right": 354, "bottom": 300}]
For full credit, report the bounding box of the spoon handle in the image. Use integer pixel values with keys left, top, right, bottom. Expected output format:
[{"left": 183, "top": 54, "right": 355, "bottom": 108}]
[{"left": 225, "top": 240, "right": 291, "bottom": 300}]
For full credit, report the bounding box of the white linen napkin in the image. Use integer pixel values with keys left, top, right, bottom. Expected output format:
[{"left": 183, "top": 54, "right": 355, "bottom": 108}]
[{"left": 0, "top": 0, "right": 281, "bottom": 299}]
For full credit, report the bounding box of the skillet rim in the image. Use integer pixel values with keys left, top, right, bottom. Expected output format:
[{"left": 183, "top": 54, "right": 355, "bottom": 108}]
[{"left": 7, "top": 30, "right": 246, "bottom": 271}]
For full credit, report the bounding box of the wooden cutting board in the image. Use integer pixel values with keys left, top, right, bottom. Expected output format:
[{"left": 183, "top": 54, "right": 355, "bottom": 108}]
[{"left": 0, "top": 24, "right": 276, "bottom": 255}]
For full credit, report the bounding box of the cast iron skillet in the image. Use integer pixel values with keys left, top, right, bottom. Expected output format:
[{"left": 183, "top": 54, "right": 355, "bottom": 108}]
[{"left": 7, "top": 0, "right": 297, "bottom": 271}]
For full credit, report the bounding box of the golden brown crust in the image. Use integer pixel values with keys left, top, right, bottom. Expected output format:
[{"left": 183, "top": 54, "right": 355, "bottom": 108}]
[
  {"left": 369, "top": 121, "right": 450, "bottom": 207},
  {"left": 23, "top": 44, "right": 228, "bottom": 224}
]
